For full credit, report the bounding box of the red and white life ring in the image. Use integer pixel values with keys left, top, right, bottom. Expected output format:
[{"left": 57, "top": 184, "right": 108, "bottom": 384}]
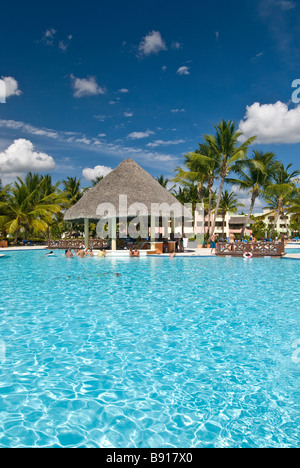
[{"left": 243, "top": 252, "right": 253, "bottom": 259}]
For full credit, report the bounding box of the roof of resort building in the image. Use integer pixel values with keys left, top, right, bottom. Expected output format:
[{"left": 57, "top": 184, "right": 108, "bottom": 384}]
[
  {"left": 229, "top": 216, "right": 256, "bottom": 225},
  {"left": 64, "top": 159, "right": 192, "bottom": 221}
]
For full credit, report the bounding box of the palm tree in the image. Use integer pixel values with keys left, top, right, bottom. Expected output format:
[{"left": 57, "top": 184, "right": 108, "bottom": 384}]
[
  {"left": 204, "top": 120, "right": 256, "bottom": 238},
  {"left": 288, "top": 189, "right": 300, "bottom": 223},
  {"left": 0, "top": 179, "right": 10, "bottom": 205},
  {"left": 218, "top": 190, "right": 244, "bottom": 237},
  {"left": 228, "top": 150, "right": 278, "bottom": 238},
  {"left": 182, "top": 143, "right": 220, "bottom": 238},
  {"left": 0, "top": 180, "right": 10, "bottom": 238},
  {"left": 92, "top": 176, "right": 104, "bottom": 186},
  {"left": 173, "top": 145, "right": 217, "bottom": 222},
  {"left": 62, "top": 177, "right": 82, "bottom": 205},
  {"left": 264, "top": 163, "right": 300, "bottom": 237},
  {"left": 0, "top": 174, "right": 63, "bottom": 243},
  {"left": 172, "top": 184, "right": 200, "bottom": 231},
  {"left": 38, "top": 175, "right": 68, "bottom": 242},
  {"left": 62, "top": 177, "right": 84, "bottom": 236},
  {"left": 156, "top": 175, "right": 169, "bottom": 188}
]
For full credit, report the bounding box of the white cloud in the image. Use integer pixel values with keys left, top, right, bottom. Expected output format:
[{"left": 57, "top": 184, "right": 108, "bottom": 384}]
[
  {"left": 0, "top": 119, "right": 178, "bottom": 171},
  {"left": 76, "top": 138, "right": 91, "bottom": 145},
  {"left": 239, "top": 101, "right": 300, "bottom": 144},
  {"left": 171, "top": 108, "right": 185, "bottom": 113},
  {"left": 82, "top": 165, "right": 113, "bottom": 181},
  {"left": 171, "top": 41, "right": 183, "bottom": 50},
  {"left": 71, "top": 75, "right": 106, "bottom": 98},
  {"left": 0, "top": 119, "right": 60, "bottom": 139},
  {"left": 276, "top": 1, "right": 296, "bottom": 10},
  {"left": 127, "top": 130, "right": 155, "bottom": 140},
  {"left": 124, "top": 111, "right": 133, "bottom": 118},
  {"left": 251, "top": 51, "right": 265, "bottom": 62},
  {"left": 0, "top": 139, "right": 55, "bottom": 176},
  {"left": 147, "top": 139, "right": 185, "bottom": 148},
  {"left": 138, "top": 31, "right": 167, "bottom": 57},
  {"left": 0, "top": 77, "right": 21, "bottom": 101},
  {"left": 118, "top": 88, "right": 129, "bottom": 93},
  {"left": 176, "top": 66, "right": 190, "bottom": 76},
  {"left": 42, "top": 28, "right": 57, "bottom": 45},
  {"left": 58, "top": 35, "right": 72, "bottom": 51}
]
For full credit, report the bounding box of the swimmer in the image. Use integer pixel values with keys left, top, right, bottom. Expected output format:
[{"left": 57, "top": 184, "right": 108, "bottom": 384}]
[
  {"left": 133, "top": 248, "right": 140, "bottom": 258},
  {"left": 98, "top": 249, "right": 106, "bottom": 258},
  {"left": 78, "top": 249, "right": 86, "bottom": 258},
  {"left": 46, "top": 251, "right": 55, "bottom": 257},
  {"left": 65, "top": 249, "right": 73, "bottom": 258},
  {"left": 169, "top": 250, "right": 176, "bottom": 258}
]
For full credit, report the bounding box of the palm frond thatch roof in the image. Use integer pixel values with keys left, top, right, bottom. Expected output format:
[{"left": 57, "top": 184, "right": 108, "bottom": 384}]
[{"left": 64, "top": 159, "right": 191, "bottom": 221}]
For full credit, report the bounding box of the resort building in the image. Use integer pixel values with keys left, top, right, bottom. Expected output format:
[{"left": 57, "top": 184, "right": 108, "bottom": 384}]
[{"left": 254, "top": 209, "right": 292, "bottom": 237}]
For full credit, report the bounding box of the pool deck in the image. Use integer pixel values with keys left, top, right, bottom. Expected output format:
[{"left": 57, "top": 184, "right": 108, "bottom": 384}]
[{"left": 284, "top": 253, "right": 300, "bottom": 260}]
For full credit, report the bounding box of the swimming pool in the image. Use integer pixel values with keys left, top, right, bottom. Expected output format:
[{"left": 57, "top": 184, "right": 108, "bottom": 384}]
[{"left": 0, "top": 252, "right": 299, "bottom": 447}]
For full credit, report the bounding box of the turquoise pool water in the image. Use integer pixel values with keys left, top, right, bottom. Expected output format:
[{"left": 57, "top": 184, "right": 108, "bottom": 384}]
[
  {"left": 286, "top": 249, "right": 300, "bottom": 254},
  {"left": 0, "top": 252, "right": 299, "bottom": 448}
]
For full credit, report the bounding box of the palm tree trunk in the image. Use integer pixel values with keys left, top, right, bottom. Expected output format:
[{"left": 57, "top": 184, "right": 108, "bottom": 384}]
[
  {"left": 283, "top": 210, "right": 290, "bottom": 237},
  {"left": 240, "top": 192, "right": 257, "bottom": 239},
  {"left": 222, "top": 213, "right": 226, "bottom": 237},
  {"left": 207, "top": 178, "right": 214, "bottom": 238},
  {"left": 14, "top": 228, "right": 19, "bottom": 245},
  {"left": 270, "top": 200, "right": 282, "bottom": 237},
  {"left": 210, "top": 175, "right": 225, "bottom": 240}
]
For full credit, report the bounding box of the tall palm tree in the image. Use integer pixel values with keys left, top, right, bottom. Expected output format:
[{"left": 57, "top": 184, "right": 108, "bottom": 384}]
[
  {"left": 183, "top": 143, "right": 220, "bottom": 237},
  {"left": 218, "top": 190, "right": 244, "bottom": 237},
  {"left": 204, "top": 120, "right": 256, "bottom": 238},
  {"left": 228, "top": 150, "right": 278, "bottom": 238},
  {"left": 264, "top": 163, "right": 300, "bottom": 237}
]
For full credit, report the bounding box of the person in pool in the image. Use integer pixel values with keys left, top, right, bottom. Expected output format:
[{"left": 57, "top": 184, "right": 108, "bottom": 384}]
[
  {"left": 98, "top": 249, "right": 107, "bottom": 258},
  {"left": 65, "top": 249, "right": 73, "bottom": 258},
  {"left": 133, "top": 248, "right": 140, "bottom": 257},
  {"left": 78, "top": 248, "right": 86, "bottom": 258},
  {"left": 210, "top": 234, "right": 217, "bottom": 254}
]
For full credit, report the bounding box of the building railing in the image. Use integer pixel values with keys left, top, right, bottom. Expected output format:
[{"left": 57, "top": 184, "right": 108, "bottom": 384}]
[{"left": 216, "top": 241, "right": 285, "bottom": 257}]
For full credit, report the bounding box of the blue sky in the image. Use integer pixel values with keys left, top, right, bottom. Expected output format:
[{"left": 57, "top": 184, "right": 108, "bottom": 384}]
[{"left": 0, "top": 0, "right": 299, "bottom": 190}]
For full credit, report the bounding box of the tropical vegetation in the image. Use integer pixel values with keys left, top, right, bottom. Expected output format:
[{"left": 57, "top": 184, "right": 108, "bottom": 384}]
[{"left": 0, "top": 119, "right": 299, "bottom": 245}]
